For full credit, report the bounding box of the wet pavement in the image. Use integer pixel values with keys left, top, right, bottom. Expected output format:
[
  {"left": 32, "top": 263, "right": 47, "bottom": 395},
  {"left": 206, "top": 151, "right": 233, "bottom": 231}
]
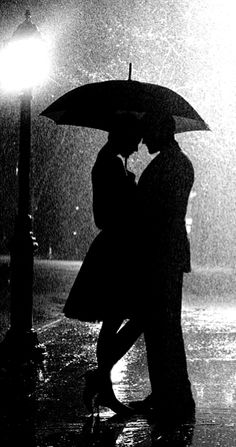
[{"left": 1, "top": 302, "right": 236, "bottom": 446}]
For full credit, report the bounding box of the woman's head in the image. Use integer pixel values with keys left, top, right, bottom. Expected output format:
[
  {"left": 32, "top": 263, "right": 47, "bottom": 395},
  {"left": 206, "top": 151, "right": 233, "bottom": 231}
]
[
  {"left": 142, "top": 113, "right": 176, "bottom": 154},
  {"left": 108, "top": 111, "right": 143, "bottom": 157}
]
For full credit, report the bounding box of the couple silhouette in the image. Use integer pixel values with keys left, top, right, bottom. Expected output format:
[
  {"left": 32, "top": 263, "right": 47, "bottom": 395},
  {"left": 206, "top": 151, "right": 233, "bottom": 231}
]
[{"left": 63, "top": 111, "right": 195, "bottom": 422}]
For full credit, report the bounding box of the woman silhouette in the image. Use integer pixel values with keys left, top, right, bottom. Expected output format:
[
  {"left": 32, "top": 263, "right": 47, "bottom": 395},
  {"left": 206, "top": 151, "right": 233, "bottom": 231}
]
[{"left": 63, "top": 111, "right": 143, "bottom": 414}]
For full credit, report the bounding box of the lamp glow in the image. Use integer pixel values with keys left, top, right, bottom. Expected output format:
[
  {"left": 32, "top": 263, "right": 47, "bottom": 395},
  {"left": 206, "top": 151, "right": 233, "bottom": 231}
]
[
  {"left": 0, "top": 36, "right": 50, "bottom": 91},
  {"left": 0, "top": 10, "right": 49, "bottom": 366}
]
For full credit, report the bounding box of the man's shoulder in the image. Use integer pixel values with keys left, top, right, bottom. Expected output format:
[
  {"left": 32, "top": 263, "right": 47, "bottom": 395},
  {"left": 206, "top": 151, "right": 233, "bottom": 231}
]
[
  {"left": 172, "top": 144, "right": 194, "bottom": 168},
  {"left": 180, "top": 150, "right": 194, "bottom": 172}
]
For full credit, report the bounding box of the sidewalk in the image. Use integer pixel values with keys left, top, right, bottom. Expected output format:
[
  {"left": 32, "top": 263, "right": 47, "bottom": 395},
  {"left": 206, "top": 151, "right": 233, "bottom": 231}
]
[{"left": 0, "top": 306, "right": 236, "bottom": 446}]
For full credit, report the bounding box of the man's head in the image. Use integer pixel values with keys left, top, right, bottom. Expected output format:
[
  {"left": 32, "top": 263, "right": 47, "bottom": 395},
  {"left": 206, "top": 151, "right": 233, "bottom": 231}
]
[
  {"left": 142, "top": 113, "right": 176, "bottom": 154},
  {"left": 108, "top": 111, "right": 143, "bottom": 158}
]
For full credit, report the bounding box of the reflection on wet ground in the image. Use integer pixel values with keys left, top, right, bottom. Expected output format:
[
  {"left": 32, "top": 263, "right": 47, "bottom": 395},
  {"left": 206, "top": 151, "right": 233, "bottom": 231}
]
[{"left": 1, "top": 303, "right": 236, "bottom": 446}]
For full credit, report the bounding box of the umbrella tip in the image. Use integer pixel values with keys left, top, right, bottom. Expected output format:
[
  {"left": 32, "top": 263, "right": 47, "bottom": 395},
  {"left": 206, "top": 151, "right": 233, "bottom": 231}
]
[{"left": 128, "top": 62, "right": 132, "bottom": 81}]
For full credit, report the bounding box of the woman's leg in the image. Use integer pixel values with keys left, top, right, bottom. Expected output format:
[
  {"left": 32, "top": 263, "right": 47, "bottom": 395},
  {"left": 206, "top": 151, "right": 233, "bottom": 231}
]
[
  {"left": 96, "top": 318, "right": 142, "bottom": 373},
  {"left": 83, "top": 318, "right": 125, "bottom": 413},
  {"left": 96, "top": 318, "right": 124, "bottom": 373},
  {"left": 94, "top": 317, "right": 143, "bottom": 413}
]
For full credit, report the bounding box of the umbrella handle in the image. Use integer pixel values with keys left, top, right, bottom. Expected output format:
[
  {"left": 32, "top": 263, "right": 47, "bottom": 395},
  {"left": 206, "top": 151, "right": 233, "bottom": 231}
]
[{"left": 128, "top": 63, "right": 132, "bottom": 81}]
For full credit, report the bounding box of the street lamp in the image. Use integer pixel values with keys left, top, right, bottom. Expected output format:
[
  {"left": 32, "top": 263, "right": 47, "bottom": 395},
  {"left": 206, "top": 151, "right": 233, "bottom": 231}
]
[{"left": 0, "top": 11, "right": 50, "bottom": 365}]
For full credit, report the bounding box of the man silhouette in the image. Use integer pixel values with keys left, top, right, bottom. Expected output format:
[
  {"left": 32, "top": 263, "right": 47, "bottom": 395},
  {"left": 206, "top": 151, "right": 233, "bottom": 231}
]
[{"left": 133, "top": 113, "right": 195, "bottom": 420}]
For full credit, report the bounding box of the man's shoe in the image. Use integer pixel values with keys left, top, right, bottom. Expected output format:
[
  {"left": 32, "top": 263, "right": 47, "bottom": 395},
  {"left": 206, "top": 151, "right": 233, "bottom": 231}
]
[
  {"left": 150, "top": 395, "right": 196, "bottom": 424},
  {"left": 130, "top": 393, "right": 195, "bottom": 421}
]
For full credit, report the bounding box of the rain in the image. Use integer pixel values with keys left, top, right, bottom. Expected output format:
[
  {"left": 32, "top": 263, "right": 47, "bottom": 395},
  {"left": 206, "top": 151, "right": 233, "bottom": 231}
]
[
  {"left": 0, "top": 0, "right": 235, "bottom": 262},
  {"left": 0, "top": 1, "right": 236, "bottom": 446}
]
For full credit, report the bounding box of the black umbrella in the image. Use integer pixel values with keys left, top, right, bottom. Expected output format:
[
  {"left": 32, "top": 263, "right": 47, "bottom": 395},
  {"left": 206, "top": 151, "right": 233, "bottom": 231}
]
[{"left": 41, "top": 77, "right": 210, "bottom": 134}]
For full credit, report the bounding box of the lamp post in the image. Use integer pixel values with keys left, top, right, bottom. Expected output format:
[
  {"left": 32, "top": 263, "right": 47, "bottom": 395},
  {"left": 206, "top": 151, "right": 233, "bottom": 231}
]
[{"left": 0, "top": 11, "right": 50, "bottom": 365}]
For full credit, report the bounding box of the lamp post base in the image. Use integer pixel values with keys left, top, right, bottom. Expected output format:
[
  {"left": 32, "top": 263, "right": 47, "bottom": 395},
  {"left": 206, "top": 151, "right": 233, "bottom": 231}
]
[
  {"left": 0, "top": 328, "right": 46, "bottom": 370},
  {"left": 0, "top": 215, "right": 45, "bottom": 371}
]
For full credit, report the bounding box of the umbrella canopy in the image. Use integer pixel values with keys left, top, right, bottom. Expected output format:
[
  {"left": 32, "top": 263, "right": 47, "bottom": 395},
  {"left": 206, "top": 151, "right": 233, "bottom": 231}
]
[{"left": 41, "top": 80, "right": 210, "bottom": 134}]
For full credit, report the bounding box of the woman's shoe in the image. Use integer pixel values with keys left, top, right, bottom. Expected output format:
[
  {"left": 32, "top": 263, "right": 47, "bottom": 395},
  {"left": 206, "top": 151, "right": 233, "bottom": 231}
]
[
  {"left": 96, "top": 380, "right": 134, "bottom": 415},
  {"left": 81, "top": 368, "right": 134, "bottom": 416}
]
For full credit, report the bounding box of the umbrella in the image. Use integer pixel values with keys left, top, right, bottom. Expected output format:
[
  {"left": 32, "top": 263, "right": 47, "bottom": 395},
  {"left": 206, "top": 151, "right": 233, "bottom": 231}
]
[{"left": 41, "top": 79, "right": 210, "bottom": 134}]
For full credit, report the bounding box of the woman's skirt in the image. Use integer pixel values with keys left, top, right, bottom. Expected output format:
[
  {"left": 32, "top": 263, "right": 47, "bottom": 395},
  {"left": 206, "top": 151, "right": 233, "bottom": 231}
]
[{"left": 63, "top": 230, "right": 139, "bottom": 322}]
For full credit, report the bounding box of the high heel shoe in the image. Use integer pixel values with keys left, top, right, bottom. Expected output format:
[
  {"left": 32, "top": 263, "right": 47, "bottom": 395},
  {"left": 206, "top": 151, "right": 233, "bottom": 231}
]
[
  {"left": 96, "top": 386, "right": 134, "bottom": 415},
  {"left": 95, "top": 375, "right": 134, "bottom": 415},
  {"left": 81, "top": 368, "right": 134, "bottom": 416}
]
